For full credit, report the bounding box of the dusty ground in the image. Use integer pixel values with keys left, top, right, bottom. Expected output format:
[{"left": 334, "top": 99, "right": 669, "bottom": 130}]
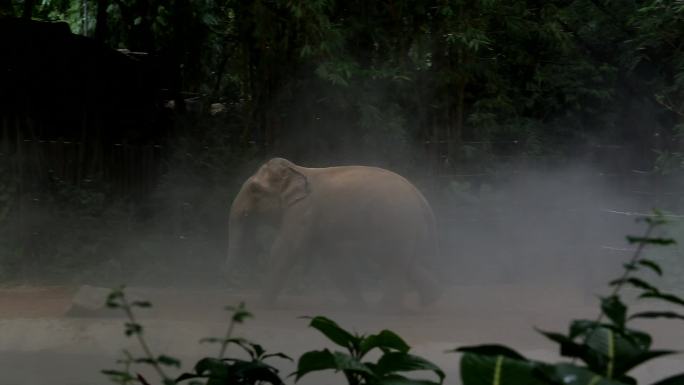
[{"left": 0, "top": 284, "right": 682, "bottom": 385}]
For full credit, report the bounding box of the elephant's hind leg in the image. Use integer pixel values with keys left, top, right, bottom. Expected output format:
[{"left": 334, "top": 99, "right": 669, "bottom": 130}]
[
  {"left": 376, "top": 245, "right": 412, "bottom": 311},
  {"left": 408, "top": 265, "right": 443, "bottom": 306}
]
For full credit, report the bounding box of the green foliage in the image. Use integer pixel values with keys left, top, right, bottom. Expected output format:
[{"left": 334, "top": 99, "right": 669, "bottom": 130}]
[
  {"left": 26, "top": 0, "right": 684, "bottom": 165},
  {"left": 4, "top": 0, "right": 681, "bottom": 214},
  {"left": 105, "top": 290, "right": 289, "bottom": 385},
  {"left": 0, "top": 173, "right": 135, "bottom": 283},
  {"left": 104, "top": 286, "right": 179, "bottom": 385},
  {"left": 103, "top": 294, "right": 443, "bottom": 385},
  {"left": 179, "top": 321, "right": 291, "bottom": 385},
  {"left": 175, "top": 356, "right": 285, "bottom": 385},
  {"left": 295, "top": 316, "right": 444, "bottom": 385},
  {"left": 458, "top": 350, "right": 548, "bottom": 385},
  {"left": 456, "top": 212, "right": 684, "bottom": 385}
]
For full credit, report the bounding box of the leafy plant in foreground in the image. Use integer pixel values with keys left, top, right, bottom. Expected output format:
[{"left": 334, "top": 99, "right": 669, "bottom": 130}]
[
  {"left": 103, "top": 290, "right": 443, "bottom": 385},
  {"left": 102, "top": 286, "right": 179, "bottom": 385},
  {"left": 455, "top": 212, "right": 684, "bottom": 385},
  {"left": 103, "top": 291, "right": 288, "bottom": 385},
  {"left": 295, "top": 316, "right": 445, "bottom": 385},
  {"left": 175, "top": 302, "right": 290, "bottom": 385}
]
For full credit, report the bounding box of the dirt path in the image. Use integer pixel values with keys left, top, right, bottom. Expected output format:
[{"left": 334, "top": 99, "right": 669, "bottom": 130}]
[{"left": 0, "top": 285, "right": 681, "bottom": 385}]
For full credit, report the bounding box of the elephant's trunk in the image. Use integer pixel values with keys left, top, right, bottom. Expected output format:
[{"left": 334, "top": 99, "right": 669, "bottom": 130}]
[{"left": 225, "top": 213, "right": 266, "bottom": 280}]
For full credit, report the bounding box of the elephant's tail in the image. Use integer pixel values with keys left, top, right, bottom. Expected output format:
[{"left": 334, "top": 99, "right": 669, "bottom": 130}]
[
  {"left": 417, "top": 193, "right": 441, "bottom": 266},
  {"left": 427, "top": 209, "right": 442, "bottom": 263},
  {"left": 413, "top": 193, "right": 445, "bottom": 305}
]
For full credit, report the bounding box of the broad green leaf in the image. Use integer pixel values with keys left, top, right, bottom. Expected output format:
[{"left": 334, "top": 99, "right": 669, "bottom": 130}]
[
  {"left": 537, "top": 329, "right": 588, "bottom": 358},
  {"left": 609, "top": 277, "right": 658, "bottom": 292},
  {"left": 206, "top": 377, "right": 225, "bottom": 385},
  {"left": 630, "top": 311, "right": 684, "bottom": 321},
  {"left": 101, "top": 369, "right": 135, "bottom": 382},
  {"left": 618, "top": 350, "right": 678, "bottom": 374},
  {"left": 135, "top": 357, "right": 157, "bottom": 365},
  {"left": 540, "top": 325, "right": 653, "bottom": 377},
  {"left": 626, "top": 236, "right": 675, "bottom": 245},
  {"left": 331, "top": 351, "right": 374, "bottom": 375},
  {"left": 295, "top": 350, "right": 337, "bottom": 381},
  {"left": 228, "top": 361, "right": 284, "bottom": 385},
  {"left": 175, "top": 372, "right": 207, "bottom": 382},
  {"left": 377, "top": 374, "right": 442, "bottom": 385},
  {"left": 459, "top": 353, "right": 545, "bottom": 385},
  {"left": 539, "top": 363, "right": 629, "bottom": 385},
  {"left": 455, "top": 344, "right": 528, "bottom": 361},
  {"left": 185, "top": 358, "right": 283, "bottom": 384},
  {"left": 157, "top": 354, "right": 181, "bottom": 367},
  {"left": 601, "top": 296, "right": 627, "bottom": 328},
  {"left": 360, "top": 330, "right": 410, "bottom": 356},
  {"left": 295, "top": 349, "right": 373, "bottom": 381},
  {"left": 585, "top": 327, "right": 617, "bottom": 377},
  {"left": 639, "top": 291, "right": 684, "bottom": 307},
  {"left": 263, "top": 352, "right": 293, "bottom": 362},
  {"left": 132, "top": 300, "right": 152, "bottom": 308},
  {"left": 650, "top": 373, "right": 684, "bottom": 385},
  {"left": 306, "top": 316, "right": 360, "bottom": 350},
  {"left": 570, "top": 320, "right": 603, "bottom": 339},
  {"left": 583, "top": 326, "right": 666, "bottom": 377},
  {"left": 619, "top": 328, "right": 652, "bottom": 351},
  {"left": 638, "top": 259, "right": 663, "bottom": 276},
  {"left": 250, "top": 343, "right": 265, "bottom": 358},
  {"left": 194, "top": 357, "right": 229, "bottom": 378},
  {"left": 376, "top": 352, "right": 445, "bottom": 383},
  {"left": 231, "top": 340, "right": 261, "bottom": 360}
]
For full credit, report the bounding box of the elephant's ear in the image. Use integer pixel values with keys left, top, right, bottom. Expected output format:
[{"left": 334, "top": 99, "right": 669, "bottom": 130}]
[{"left": 281, "top": 167, "right": 309, "bottom": 206}]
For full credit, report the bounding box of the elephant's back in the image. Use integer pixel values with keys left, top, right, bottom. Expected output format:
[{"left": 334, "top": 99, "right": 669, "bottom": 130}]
[
  {"left": 311, "top": 165, "right": 422, "bottom": 202},
  {"left": 309, "top": 165, "right": 434, "bottom": 235}
]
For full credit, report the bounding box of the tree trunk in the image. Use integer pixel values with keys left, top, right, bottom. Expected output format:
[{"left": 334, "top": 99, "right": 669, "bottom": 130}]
[
  {"left": 22, "top": 0, "right": 33, "bottom": 19},
  {"left": 132, "top": 0, "right": 153, "bottom": 51},
  {"left": 94, "top": 0, "right": 108, "bottom": 43},
  {"left": 170, "top": 0, "right": 189, "bottom": 114}
]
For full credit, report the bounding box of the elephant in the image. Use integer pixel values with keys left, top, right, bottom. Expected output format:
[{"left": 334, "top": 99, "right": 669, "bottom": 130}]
[{"left": 225, "top": 157, "right": 443, "bottom": 309}]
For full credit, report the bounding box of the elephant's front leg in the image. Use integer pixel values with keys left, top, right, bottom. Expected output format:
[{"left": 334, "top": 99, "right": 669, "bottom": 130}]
[
  {"left": 324, "top": 242, "right": 367, "bottom": 309},
  {"left": 260, "top": 220, "right": 311, "bottom": 306}
]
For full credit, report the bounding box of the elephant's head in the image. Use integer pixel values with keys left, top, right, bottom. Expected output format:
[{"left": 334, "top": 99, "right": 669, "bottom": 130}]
[{"left": 225, "top": 158, "right": 309, "bottom": 273}]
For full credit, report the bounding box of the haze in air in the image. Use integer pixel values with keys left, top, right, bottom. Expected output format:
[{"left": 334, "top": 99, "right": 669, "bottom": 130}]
[{"left": 0, "top": 1, "right": 683, "bottom": 384}]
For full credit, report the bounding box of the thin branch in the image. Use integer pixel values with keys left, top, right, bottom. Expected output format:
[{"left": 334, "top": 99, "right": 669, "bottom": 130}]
[
  {"left": 218, "top": 317, "right": 237, "bottom": 359},
  {"left": 120, "top": 295, "right": 171, "bottom": 382}
]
